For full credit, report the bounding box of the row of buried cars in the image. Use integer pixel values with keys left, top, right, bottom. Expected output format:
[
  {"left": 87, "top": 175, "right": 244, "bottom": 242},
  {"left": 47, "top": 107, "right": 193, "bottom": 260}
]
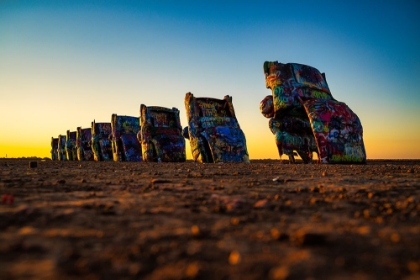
[
  {"left": 51, "top": 61, "right": 367, "bottom": 164},
  {"left": 51, "top": 92, "right": 250, "bottom": 163}
]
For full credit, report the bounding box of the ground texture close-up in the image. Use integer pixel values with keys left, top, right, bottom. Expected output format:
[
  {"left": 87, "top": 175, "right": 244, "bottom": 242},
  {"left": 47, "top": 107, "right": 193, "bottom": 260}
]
[{"left": 0, "top": 159, "right": 419, "bottom": 280}]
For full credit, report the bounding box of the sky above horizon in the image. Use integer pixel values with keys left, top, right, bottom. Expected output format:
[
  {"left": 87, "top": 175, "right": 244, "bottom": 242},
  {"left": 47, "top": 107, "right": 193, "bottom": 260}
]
[{"left": 1, "top": 0, "right": 419, "bottom": 159}]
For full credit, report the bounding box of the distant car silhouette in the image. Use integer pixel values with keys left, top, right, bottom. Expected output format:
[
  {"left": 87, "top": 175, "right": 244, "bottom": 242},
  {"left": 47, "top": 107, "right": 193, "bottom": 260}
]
[
  {"left": 138, "top": 104, "right": 186, "bottom": 162},
  {"left": 183, "top": 92, "right": 249, "bottom": 163},
  {"left": 261, "top": 61, "right": 366, "bottom": 163},
  {"left": 91, "top": 121, "right": 113, "bottom": 161},
  {"left": 110, "top": 114, "right": 142, "bottom": 162},
  {"left": 51, "top": 137, "right": 58, "bottom": 160}
]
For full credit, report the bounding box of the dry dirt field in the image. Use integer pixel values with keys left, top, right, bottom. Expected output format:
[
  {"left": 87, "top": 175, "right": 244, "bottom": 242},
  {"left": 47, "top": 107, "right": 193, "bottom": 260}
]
[{"left": 1, "top": 159, "right": 419, "bottom": 280}]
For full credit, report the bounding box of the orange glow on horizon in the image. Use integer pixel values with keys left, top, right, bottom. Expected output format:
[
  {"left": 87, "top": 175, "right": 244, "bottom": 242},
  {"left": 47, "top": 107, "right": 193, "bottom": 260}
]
[{"left": 2, "top": 135, "right": 420, "bottom": 160}]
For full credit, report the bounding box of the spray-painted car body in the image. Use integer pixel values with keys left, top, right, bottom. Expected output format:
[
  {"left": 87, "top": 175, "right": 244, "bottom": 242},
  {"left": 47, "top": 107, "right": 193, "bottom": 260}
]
[
  {"left": 51, "top": 137, "right": 58, "bottom": 160},
  {"left": 110, "top": 114, "right": 142, "bottom": 162},
  {"left": 139, "top": 105, "right": 186, "bottom": 162},
  {"left": 65, "top": 130, "right": 77, "bottom": 161},
  {"left": 184, "top": 92, "right": 249, "bottom": 163},
  {"left": 76, "top": 127, "right": 94, "bottom": 161},
  {"left": 91, "top": 121, "right": 113, "bottom": 161},
  {"left": 261, "top": 61, "right": 366, "bottom": 163},
  {"left": 57, "top": 135, "right": 67, "bottom": 161}
]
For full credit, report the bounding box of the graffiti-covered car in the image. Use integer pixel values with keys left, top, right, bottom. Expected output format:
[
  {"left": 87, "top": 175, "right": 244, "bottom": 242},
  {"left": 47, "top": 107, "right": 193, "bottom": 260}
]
[
  {"left": 91, "top": 121, "right": 113, "bottom": 161},
  {"left": 110, "top": 114, "right": 142, "bottom": 162},
  {"left": 65, "top": 130, "right": 77, "bottom": 161},
  {"left": 138, "top": 105, "right": 186, "bottom": 162},
  {"left": 261, "top": 61, "right": 366, "bottom": 163},
  {"left": 57, "top": 134, "right": 67, "bottom": 161},
  {"left": 76, "top": 127, "right": 94, "bottom": 161},
  {"left": 184, "top": 92, "right": 249, "bottom": 163}
]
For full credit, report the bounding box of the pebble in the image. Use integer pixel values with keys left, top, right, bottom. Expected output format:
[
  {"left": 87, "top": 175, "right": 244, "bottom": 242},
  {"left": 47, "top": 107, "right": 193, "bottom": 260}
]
[
  {"left": 254, "top": 199, "right": 269, "bottom": 208},
  {"left": 191, "top": 225, "right": 200, "bottom": 236},
  {"left": 29, "top": 161, "right": 37, "bottom": 168},
  {"left": 269, "top": 265, "right": 290, "bottom": 280},
  {"left": 151, "top": 179, "right": 171, "bottom": 184},
  {"left": 228, "top": 250, "right": 241, "bottom": 265},
  {"left": 185, "top": 262, "right": 200, "bottom": 278},
  {"left": 2, "top": 194, "right": 14, "bottom": 204},
  {"left": 291, "top": 230, "right": 326, "bottom": 246},
  {"left": 270, "top": 228, "right": 289, "bottom": 241}
]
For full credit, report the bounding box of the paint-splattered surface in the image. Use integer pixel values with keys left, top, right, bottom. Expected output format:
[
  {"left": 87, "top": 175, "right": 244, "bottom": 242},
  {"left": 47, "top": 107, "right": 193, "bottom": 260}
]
[
  {"left": 262, "top": 61, "right": 366, "bottom": 164},
  {"left": 0, "top": 159, "right": 419, "bottom": 279},
  {"left": 184, "top": 93, "right": 249, "bottom": 163},
  {"left": 76, "top": 128, "right": 94, "bottom": 161},
  {"left": 140, "top": 105, "right": 186, "bottom": 162},
  {"left": 111, "top": 115, "right": 142, "bottom": 162},
  {"left": 91, "top": 122, "right": 113, "bottom": 162}
]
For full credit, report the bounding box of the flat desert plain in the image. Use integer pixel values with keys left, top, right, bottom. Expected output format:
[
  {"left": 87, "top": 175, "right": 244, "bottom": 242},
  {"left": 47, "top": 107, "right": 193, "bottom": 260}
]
[{"left": 1, "top": 159, "right": 419, "bottom": 280}]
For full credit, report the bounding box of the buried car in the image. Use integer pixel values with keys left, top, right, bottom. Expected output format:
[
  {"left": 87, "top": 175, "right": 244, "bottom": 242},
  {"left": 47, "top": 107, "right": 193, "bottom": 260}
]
[
  {"left": 139, "top": 105, "right": 186, "bottom": 162},
  {"left": 57, "top": 134, "right": 67, "bottom": 161},
  {"left": 91, "top": 121, "right": 113, "bottom": 161},
  {"left": 183, "top": 92, "right": 249, "bottom": 163},
  {"left": 76, "top": 127, "right": 94, "bottom": 161},
  {"left": 110, "top": 114, "right": 142, "bottom": 162},
  {"left": 261, "top": 61, "right": 366, "bottom": 163},
  {"left": 65, "top": 130, "right": 77, "bottom": 161},
  {"left": 51, "top": 137, "right": 58, "bottom": 160}
]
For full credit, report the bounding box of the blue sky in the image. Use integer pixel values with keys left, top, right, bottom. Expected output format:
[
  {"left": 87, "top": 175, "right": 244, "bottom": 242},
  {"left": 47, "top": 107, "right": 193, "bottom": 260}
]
[{"left": 1, "top": 0, "right": 419, "bottom": 158}]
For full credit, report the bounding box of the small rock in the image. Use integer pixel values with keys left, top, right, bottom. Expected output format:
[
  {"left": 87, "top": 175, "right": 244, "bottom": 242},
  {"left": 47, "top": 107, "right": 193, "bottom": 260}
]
[
  {"left": 2, "top": 194, "right": 14, "bottom": 204},
  {"left": 185, "top": 262, "right": 200, "bottom": 278},
  {"left": 390, "top": 233, "right": 400, "bottom": 243},
  {"left": 228, "top": 250, "right": 241, "bottom": 265},
  {"left": 151, "top": 178, "right": 171, "bottom": 184},
  {"left": 269, "top": 265, "right": 289, "bottom": 280},
  {"left": 254, "top": 199, "right": 269, "bottom": 208},
  {"left": 291, "top": 230, "right": 326, "bottom": 246},
  {"left": 191, "top": 225, "right": 200, "bottom": 236},
  {"left": 270, "top": 228, "right": 289, "bottom": 241},
  {"left": 29, "top": 161, "right": 37, "bottom": 168}
]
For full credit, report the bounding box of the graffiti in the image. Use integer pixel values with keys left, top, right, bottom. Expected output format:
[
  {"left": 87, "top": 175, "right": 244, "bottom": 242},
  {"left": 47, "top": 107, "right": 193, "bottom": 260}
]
[
  {"left": 150, "top": 111, "right": 169, "bottom": 127},
  {"left": 57, "top": 135, "right": 67, "bottom": 161},
  {"left": 91, "top": 121, "right": 113, "bottom": 161},
  {"left": 184, "top": 92, "right": 250, "bottom": 163},
  {"left": 76, "top": 127, "right": 94, "bottom": 161},
  {"left": 261, "top": 61, "right": 366, "bottom": 164},
  {"left": 139, "top": 105, "right": 186, "bottom": 162},
  {"left": 312, "top": 90, "right": 331, "bottom": 100},
  {"left": 65, "top": 131, "right": 77, "bottom": 161},
  {"left": 200, "top": 117, "right": 237, "bottom": 129},
  {"left": 196, "top": 100, "right": 230, "bottom": 118},
  {"left": 111, "top": 114, "right": 142, "bottom": 162}
]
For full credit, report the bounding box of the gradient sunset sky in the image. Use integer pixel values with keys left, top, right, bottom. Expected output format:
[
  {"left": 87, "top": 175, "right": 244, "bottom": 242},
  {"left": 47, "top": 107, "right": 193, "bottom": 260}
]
[{"left": 1, "top": 0, "right": 419, "bottom": 159}]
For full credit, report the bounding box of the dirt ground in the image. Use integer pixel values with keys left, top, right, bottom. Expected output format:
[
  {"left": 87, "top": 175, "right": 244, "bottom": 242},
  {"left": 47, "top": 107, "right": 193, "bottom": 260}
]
[{"left": 0, "top": 159, "right": 419, "bottom": 280}]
